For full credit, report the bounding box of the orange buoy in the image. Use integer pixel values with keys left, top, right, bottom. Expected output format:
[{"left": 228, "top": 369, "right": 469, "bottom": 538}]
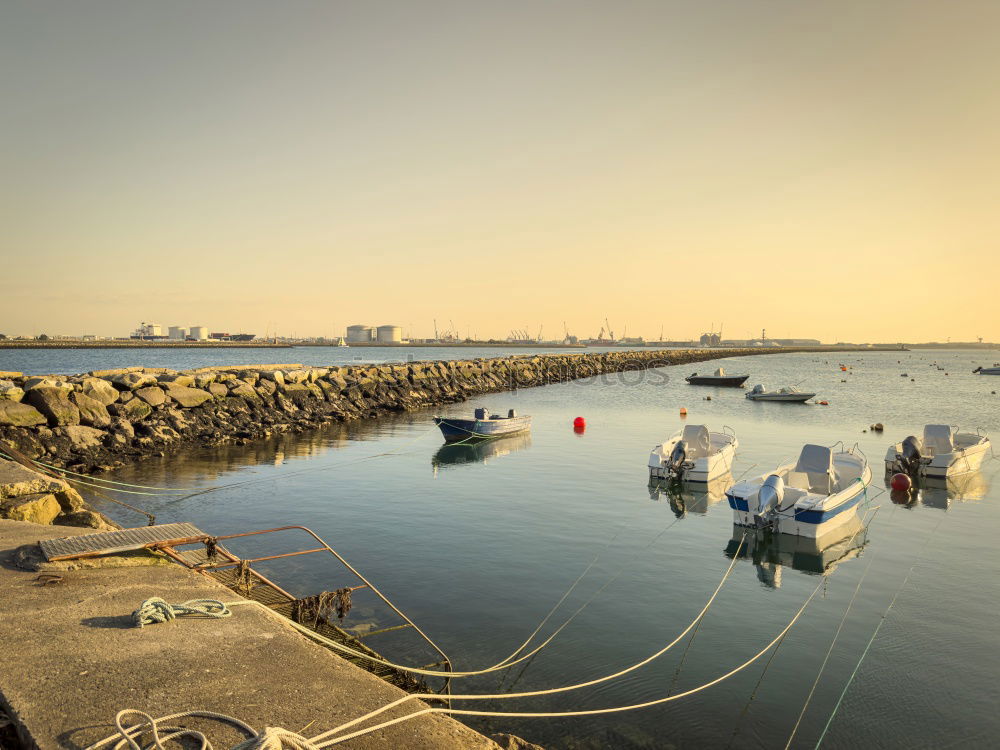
[
  {"left": 679, "top": 407, "right": 688, "bottom": 416},
  {"left": 818, "top": 400, "right": 829, "bottom": 405}
]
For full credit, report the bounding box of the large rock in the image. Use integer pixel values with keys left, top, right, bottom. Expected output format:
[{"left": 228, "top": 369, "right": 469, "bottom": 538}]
[
  {"left": 0, "top": 459, "right": 65, "bottom": 498},
  {"left": 112, "top": 372, "right": 158, "bottom": 390},
  {"left": 109, "top": 398, "right": 153, "bottom": 421},
  {"left": 0, "top": 380, "right": 25, "bottom": 402},
  {"left": 283, "top": 369, "right": 311, "bottom": 384},
  {"left": 207, "top": 382, "right": 228, "bottom": 398},
  {"left": 54, "top": 509, "right": 119, "bottom": 531},
  {"left": 157, "top": 374, "right": 196, "bottom": 387},
  {"left": 0, "top": 400, "right": 47, "bottom": 427},
  {"left": 228, "top": 382, "right": 261, "bottom": 401},
  {"left": 0, "top": 493, "right": 61, "bottom": 524},
  {"left": 58, "top": 425, "right": 106, "bottom": 451},
  {"left": 54, "top": 487, "right": 86, "bottom": 512},
  {"left": 135, "top": 386, "right": 167, "bottom": 407},
  {"left": 22, "top": 376, "right": 74, "bottom": 393},
  {"left": 194, "top": 373, "right": 217, "bottom": 388},
  {"left": 163, "top": 385, "right": 213, "bottom": 408},
  {"left": 259, "top": 369, "right": 285, "bottom": 385},
  {"left": 80, "top": 377, "right": 120, "bottom": 406},
  {"left": 71, "top": 391, "right": 111, "bottom": 428},
  {"left": 25, "top": 387, "right": 80, "bottom": 426}
]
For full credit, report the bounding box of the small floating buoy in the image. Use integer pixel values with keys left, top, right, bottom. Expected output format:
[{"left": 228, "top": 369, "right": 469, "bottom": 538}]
[
  {"left": 818, "top": 400, "right": 829, "bottom": 405},
  {"left": 573, "top": 416, "right": 586, "bottom": 429},
  {"left": 890, "top": 473, "right": 912, "bottom": 492},
  {"left": 705, "top": 396, "right": 711, "bottom": 401},
  {"left": 679, "top": 407, "right": 688, "bottom": 417}
]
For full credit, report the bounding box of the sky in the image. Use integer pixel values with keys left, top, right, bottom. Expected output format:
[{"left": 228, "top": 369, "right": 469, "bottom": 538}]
[{"left": 1, "top": 0, "right": 998, "bottom": 343}]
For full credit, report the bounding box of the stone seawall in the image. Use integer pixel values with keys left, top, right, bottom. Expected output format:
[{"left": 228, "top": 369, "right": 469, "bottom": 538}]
[{"left": 0, "top": 348, "right": 796, "bottom": 474}]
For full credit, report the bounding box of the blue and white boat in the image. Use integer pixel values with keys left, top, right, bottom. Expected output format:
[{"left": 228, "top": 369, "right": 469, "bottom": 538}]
[
  {"left": 726, "top": 444, "right": 872, "bottom": 538},
  {"left": 433, "top": 407, "right": 532, "bottom": 443}
]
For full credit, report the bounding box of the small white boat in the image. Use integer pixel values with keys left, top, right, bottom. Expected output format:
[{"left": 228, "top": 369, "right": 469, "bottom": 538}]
[
  {"left": 745, "top": 384, "right": 816, "bottom": 402},
  {"left": 648, "top": 424, "right": 738, "bottom": 483},
  {"left": 884, "top": 424, "right": 990, "bottom": 478},
  {"left": 726, "top": 444, "right": 872, "bottom": 538}
]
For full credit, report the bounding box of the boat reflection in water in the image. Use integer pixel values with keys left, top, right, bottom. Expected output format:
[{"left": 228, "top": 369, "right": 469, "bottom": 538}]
[
  {"left": 432, "top": 432, "right": 532, "bottom": 474},
  {"left": 915, "top": 473, "right": 990, "bottom": 511},
  {"left": 723, "top": 516, "right": 869, "bottom": 589},
  {"left": 648, "top": 473, "right": 732, "bottom": 517}
]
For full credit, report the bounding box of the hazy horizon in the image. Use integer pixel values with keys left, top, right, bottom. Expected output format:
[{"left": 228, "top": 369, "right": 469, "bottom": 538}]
[{"left": 2, "top": 1, "right": 998, "bottom": 343}]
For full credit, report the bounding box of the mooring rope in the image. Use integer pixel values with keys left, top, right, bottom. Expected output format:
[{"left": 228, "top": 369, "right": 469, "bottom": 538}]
[
  {"left": 0, "top": 450, "right": 189, "bottom": 491},
  {"left": 87, "top": 569, "right": 822, "bottom": 750},
  {"left": 813, "top": 511, "right": 948, "bottom": 749},
  {"left": 132, "top": 597, "right": 231, "bottom": 628},
  {"left": 314, "top": 572, "right": 826, "bottom": 746},
  {"left": 224, "top": 530, "right": 745, "bottom": 682}
]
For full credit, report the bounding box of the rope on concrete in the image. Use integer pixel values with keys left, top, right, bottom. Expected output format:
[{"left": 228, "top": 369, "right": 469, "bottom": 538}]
[
  {"left": 84, "top": 708, "right": 317, "bottom": 750},
  {"left": 132, "top": 597, "right": 232, "bottom": 628}
]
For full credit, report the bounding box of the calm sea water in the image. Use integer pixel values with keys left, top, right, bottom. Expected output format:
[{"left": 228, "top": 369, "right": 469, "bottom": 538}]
[
  {"left": 45, "top": 350, "right": 1000, "bottom": 748},
  {"left": 0, "top": 345, "right": 620, "bottom": 375}
]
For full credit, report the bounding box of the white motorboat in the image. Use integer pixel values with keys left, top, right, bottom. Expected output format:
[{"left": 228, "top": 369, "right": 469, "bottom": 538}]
[
  {"left": 884, "top": 424, "right": 990, "bottom": 479},
  {"left": 973, "top": 365, "right": 1000, "bottom": 375},
  {"left": 726, "top": 443, "right": 872, "bottom": 538},
  {"left": 648, "top": 424, "right": 738, "bottom": 483},
  {"left": 745, "top": 384, "right": 816, "bottom": 402}
]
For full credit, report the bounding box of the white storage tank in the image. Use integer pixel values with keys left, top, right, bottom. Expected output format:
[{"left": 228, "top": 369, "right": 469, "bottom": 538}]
[
  {"left": 190, "top": 326, "right": 209, "bottom": 341},
  {"left": 168, "top": 326, "right": 187, "bottom": 340},
  {"left": 346, "top": 325, "right": 375, "bottom": 343},
  {"left": 376, "top": 325, "right": 403, "bottom": 344}
]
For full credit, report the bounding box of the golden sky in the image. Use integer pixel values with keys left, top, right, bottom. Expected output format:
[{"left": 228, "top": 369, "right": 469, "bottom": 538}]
[{"left": 1, "top": 1, "right": 997, "bottom": 342}]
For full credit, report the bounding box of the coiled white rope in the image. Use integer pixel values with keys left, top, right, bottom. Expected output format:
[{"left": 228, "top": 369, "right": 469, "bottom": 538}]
[{"left": 132, "top": 598, "right": 232, "bottom": 628}]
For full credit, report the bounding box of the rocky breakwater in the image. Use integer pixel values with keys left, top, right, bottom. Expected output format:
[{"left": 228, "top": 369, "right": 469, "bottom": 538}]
[
  {"left": 0, "top": 349, "right": 755, "bottom": 474},
  {"left": 0, "top": 457, "right": 117, "bottom": 530}
]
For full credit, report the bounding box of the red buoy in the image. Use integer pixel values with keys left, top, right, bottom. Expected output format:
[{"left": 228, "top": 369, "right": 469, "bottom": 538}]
[
  {"left": 573, "top": 416, "right": 586, "bottom": 429},
  {"left": 890, "top": 473, "right": 912, "bottom": 492}
]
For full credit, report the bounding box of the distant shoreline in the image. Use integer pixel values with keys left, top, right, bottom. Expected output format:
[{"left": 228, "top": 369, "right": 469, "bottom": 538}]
[{"left": 0, "top": 340, "right": 926, "bottom": 351}]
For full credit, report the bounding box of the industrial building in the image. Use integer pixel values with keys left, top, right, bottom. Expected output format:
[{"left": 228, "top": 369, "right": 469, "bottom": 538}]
[
  {"left": 376, "top": 325, "right": 402, "bottom": 343},
  {"left": 168, "top": 326, "right": 187, "bottom": 340},
  {"left": 346, "top": 325, "right": 376, "bottom": 343}
]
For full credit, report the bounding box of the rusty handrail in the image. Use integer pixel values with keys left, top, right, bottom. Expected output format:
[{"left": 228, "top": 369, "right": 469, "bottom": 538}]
[{"left": 193, "top": 525, "right": 454, "bottom": 692}]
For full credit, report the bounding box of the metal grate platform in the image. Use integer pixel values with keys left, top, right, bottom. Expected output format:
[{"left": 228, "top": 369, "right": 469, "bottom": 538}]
[{"left": 39, "top": 522, "right": 205, "bottom": 561}]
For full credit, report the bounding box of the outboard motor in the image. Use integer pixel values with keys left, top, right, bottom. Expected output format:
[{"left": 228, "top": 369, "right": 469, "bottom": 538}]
[
  {"left": 474, "top": 407, "right": 488, "bottom": 420},
  {"left": 899, "top": 435, "right": 922, "bottom": 474},
  {"left": 754, "top": 474, "right": 785, "bottom": 528},
  {"left": 668, "top": 440, "right": 687, "bottom": 478}
]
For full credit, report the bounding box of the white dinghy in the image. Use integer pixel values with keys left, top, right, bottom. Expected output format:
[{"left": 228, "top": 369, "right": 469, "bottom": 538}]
[
  {"left": 884, "top": 424, "right": 990, "bottom": 479},
  {"left": 726, "top": 444, "right": 872, "bottom": 538},
  {"left": 648, "top": 424, "right": 738, "bottom": 483},
  {"left": 745, "top": 385, "right": 816, "bottom": 403}
]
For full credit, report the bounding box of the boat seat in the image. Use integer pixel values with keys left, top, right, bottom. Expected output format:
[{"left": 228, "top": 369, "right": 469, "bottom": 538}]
[
  {"left": 681, "top": 424, "right": 711, "bottom": 459},
  {"left": 922, "top": 424, "right": 954, "bottom": 456},
  {"left": 790, "top": 444, "right": 835, "bottom": 494}
]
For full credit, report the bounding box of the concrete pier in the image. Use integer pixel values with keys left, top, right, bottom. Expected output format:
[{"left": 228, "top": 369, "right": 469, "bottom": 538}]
[{"left": 0, "top": 520, "right": 506, "bottom": 749}]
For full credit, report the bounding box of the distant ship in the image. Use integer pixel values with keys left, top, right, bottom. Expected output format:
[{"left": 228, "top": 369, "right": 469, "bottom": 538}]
[{"left": 229, "top": 333, "right": 256, "bottom": 342}]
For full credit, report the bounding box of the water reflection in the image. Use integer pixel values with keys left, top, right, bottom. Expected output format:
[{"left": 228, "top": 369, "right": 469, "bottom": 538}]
[
  {"left": 431, "top": 432, "right": 532, "bottom": 473},
  {"left": 723, "top": 517, "right": 869, "bottom": 589},
  {"left": 647, "top": 473, "right": 732, "bottom": 517},
  {"left": 917, "top": 473, "right": 990, "bottom": 510}
]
